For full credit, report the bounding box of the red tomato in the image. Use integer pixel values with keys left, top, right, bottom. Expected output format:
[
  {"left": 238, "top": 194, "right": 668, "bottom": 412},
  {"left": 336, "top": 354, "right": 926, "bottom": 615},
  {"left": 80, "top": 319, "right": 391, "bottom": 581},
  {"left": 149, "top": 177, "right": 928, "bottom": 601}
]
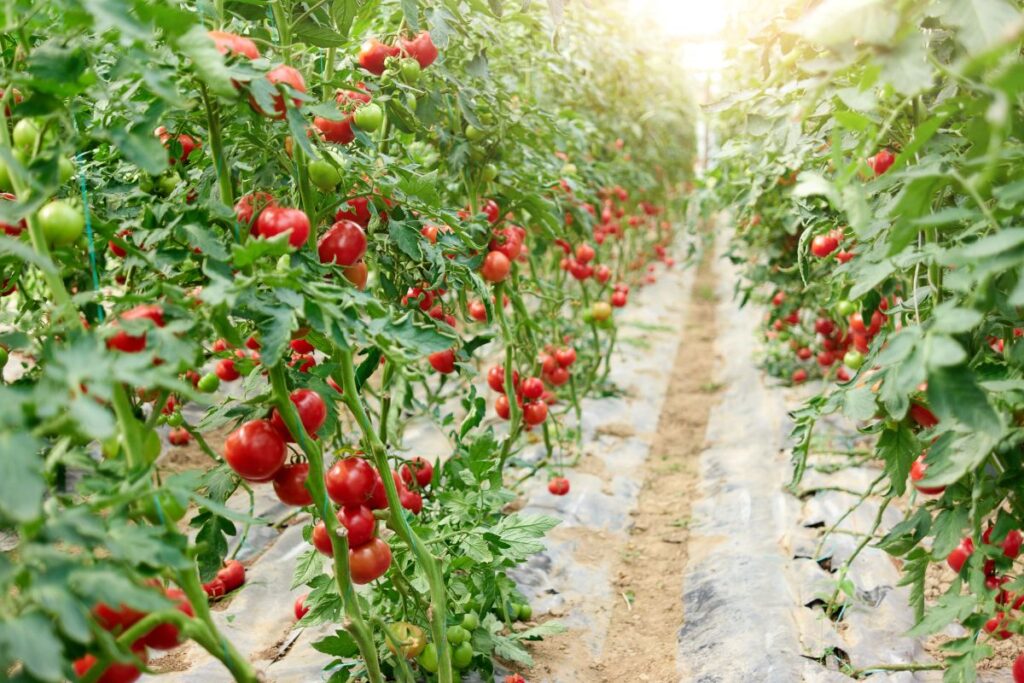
[
  {"left": 234, "top": 192, "right": 274, "bottom": 228},
  {"left": 340, "top": 505, "right": 377, "bottom": 548},
  {"left": 816, "top": 351, "right": 835, "bottom": 367},
  {"left": 792, "top": 369, "right": 808, "bottom": 384},
  {"left": 215, "top": 358, "right": 240, "bottom": 381},
  {"left": 487, "top": 365, "right": 508, "bottom": 393},
  {"left": 771, "top": 292, "right": 785, "bottom": 306},
  {"left": 270, "top": 388, "right": 327, "bottom": 442},
  {"left": 141, "top": 588, "right": 194, "bottom": 650},
  {"left": 73, "top": 646, "right": 147, "bottom": 683},
  {"left": 335, "top": 196, "right": 373, "bottom": 226},
  {"left": 796, "top": 347, "right": 812, "bottom": 361},
  {"left": 208, "top": 30, "right": 260, "bottom": 60},
  {"left": 495, "top": 394, "right": 511, "bottom": 420},
  {"left": 155, "top": 127, "right": 200, "bottom": 165},
  {"left": 344, "top": 261, "right": 369, "bottom": 290},
  {"left": 428, "top": 349, "right": 456, "bottom": 374},
  {"left": 482, "top": 199, "right": 500, "bottom": 224},
  {"left": 810, "top": 234, "right": 838, "bottom": 258},
  {"left": 311, "top": 520, "right": 334, "bottom": 556},
  {"left": 107, "top": 304, "right": 165, "bottom": 353},
  {"left": 836, "top": 250, "right": 855, "bottom": 263},
  {"left": 421, "top": 224, "right": 439, "bottom": 243},
  {"left": 359, "top": 39, "right": 401, "bottom": 75},
  {"left": 595, "top": 264, "right": 611, "bottom": 283},
  {"left": 548, "top": 477, "right": 570, "bottom": 496},
  {"left": 325, "top": 458, "right": 376, "bottom": 506},
  {"left": 93, "top": 602, "right": 144, "bottom": 632},
  {"left": 575, "top": 243, "right": 595, "bottom": 264},
  {"left": 318, "top": 220, "right": 367, "bottom": 266},
  {"left": 203, "top": 578, "right": 226, "bottom": 598},
  {"left": 523, "top": 400, "right": 548, "bottom": 426},
  {"left": 546, "top": 366, "right": 570, "bottom": 387},
  {"left": 869, "top": 148, "right": 896, "bottom": 176},
  {"left": 836, "top": 367, "right": 851, "bottom": 382},
  {"left": 399, "top": 487, "right": 423, "bottom": 514},
  {"left": 520, "top": 376, "right": 544, "bottom": 400},
  {"left": 984, "top": 612, "right": 1012, "bottom": 640},
  {"left": 224, "top": 420, "right": 287, "bottom": 482},
  {"left": 255, "top": 206, "right": 310, "bottom": 248},
  {"left": 313, "top": 114, "right": 355, "bottom": 144},
  {"left": 168, "top": 427, "right": 191, "bottom": 446},
  {"left": 947, "top": 537, "right": 974, "bottom": 573},
  {"left": 983, "top": 526, "right": 1023, "bottom": 559},
  {"left": 294, "top": 594, "right": 309, "bottom": 620},
  {"left": 554, "top": 347, "right": 576, "bottom": 368},
  {"left": 814, "top": 318, "right": 835, "bottom": 336},
  {"left": 273, "top": 463, "right": 313, "bottom": 506},
  {"left": 368, "top": 469, "right": 388, "bottom": 510},
  {"left": 349, "top": 537, "right": 392, "bottom": 584},
  {"left": 505, "top": 676, "right": 527, "bottom": 683},
  {"left": 290, "top": 338, "right": 315, "bottom": 355},
  {"left": 398, "top": 31, "right": 438, "bottom": 68},
  {"left": 909, "top": 403, "right": 939, "bottom": 428},
  {"left": 910, "top": 454, "right": 945, "bottom": 495},
  {"left": 481, "top": 250, "right": 511, "bottom": 283},
  {"left": 400, "top": 457, "right": 434, "bottom": 488},
  {"left": 1014, "top": 653, "right": 1024, "bottom": 683},
  {"left": 468, "top": 300, "right": 488, "bottom": 321},
  {"left": 0, "top": 193, "right": 25, "bottom": 236},
  {"left": 403, "top": 286, "right": 434, "bottom": 311},
  {"left": 256, "top": 65, "right": 306, "bottom": 118}
]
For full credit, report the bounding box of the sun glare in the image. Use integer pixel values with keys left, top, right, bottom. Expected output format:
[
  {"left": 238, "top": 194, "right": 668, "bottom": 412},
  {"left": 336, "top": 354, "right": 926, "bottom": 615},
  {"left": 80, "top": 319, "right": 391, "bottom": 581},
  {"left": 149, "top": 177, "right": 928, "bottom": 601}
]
[{"left": 633, "top": 0, "right": 728, "bottom": 39}]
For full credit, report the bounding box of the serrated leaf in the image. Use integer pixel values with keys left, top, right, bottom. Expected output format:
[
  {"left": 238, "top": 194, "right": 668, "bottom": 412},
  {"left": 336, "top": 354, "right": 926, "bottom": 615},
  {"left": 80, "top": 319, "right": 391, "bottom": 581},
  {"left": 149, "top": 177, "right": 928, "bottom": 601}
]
[
  {"left": 877, "top": 424, "right": 918, "bottom": 496},
  {"left": 0, "top": 433, "right": 45, "bottom": 523},
  {"left": 792, "top": 0, "right": 899, "bottom": 47},
  {"left": 175, "top": 25, "right": 236, "bottom": 98},
  {"left": 938, "top": 0, "right": 1022, "bottom": 55},
  {"left": 926, "top": 365, "right": 1001, "bottom": 436},
  {"left": 0, "top": 612, "right": 65, "bottom": 682}
]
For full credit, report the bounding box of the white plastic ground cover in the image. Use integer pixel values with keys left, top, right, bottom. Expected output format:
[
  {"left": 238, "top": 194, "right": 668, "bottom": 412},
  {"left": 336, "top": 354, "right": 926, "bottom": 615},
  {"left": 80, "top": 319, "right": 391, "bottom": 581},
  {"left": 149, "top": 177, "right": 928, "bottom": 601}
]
[
  {"left": 678, "top": 231, "right": 1014, "bottom": 683},
  {"left": 142, "top": 255, "right": 696, "bottom": 682}
]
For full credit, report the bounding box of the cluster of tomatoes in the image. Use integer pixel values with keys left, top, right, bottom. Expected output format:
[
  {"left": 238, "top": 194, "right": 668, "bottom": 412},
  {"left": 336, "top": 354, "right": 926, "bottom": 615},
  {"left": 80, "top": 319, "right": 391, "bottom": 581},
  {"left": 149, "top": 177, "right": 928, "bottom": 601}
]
[
  {"left": 945, "top": 527, "right": 1024, "bottom": 643},
  {"left": 766, "top": 294, "right": 889, "bottom": 385},
  {"left": 809, "top": 227, "right": 854, "bottom": 263},
  {"left": 487, "top": 366, "right": 550, "bottom": 426}
]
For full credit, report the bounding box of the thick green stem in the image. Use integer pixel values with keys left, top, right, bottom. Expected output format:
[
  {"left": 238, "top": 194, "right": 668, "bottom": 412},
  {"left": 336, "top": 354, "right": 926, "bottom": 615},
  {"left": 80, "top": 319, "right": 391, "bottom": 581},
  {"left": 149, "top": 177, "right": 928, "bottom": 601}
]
[
  {"left": 268, "top": 365, "right": 384, "bottom": 683},
  {"left": 111, "top": 384, "right": 143, "bottom": 471},
  {"left": 336, "top": 350, "right": 454, "bottom": 683},
  {"left": 201, "top": 86, "right": 235, "bottom": 214}
]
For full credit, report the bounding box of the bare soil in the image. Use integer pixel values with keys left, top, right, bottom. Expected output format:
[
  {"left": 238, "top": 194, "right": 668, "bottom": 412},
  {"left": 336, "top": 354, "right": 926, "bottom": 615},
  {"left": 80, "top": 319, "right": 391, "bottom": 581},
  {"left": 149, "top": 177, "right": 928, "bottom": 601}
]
[{"left": 524, "top": 258, "right": 719, "bottom": 682}]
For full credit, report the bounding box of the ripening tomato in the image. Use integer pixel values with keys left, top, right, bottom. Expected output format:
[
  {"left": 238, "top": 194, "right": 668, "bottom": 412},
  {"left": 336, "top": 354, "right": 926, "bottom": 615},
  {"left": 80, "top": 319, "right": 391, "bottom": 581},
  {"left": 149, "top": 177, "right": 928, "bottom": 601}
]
[
  {"left": 349, "top": 537, "right": 392, "bottom": 584},
  {"left": 168, "top": 427, "right": 191, "bottom": 446},
  {"left": 255, "top": 206, "right": 310, "bottom": 248},
  {"left": 269, "top": 389, "right": 327, "bottom": 442},
  {"left": 401, "top": 456, "right": 434, "bottom": 488},
  {"left": 947, "top": 537, "right": 974, "bottom": 573},
  {"left": 325, "top": 457, "right": 376, "bottom": 506},
  {"left": 273, "top": 463, "right": 313, "bottom": 506},
  {"left": 344, "top": 260, "right": 369, "bottom": 290},
  {"left": 140, "top": 588, "right": 194, "bottom": 650},
  {"left": 910, "top": 454, "right": 945, "bottom": 495},
  {"left": 224, "top": 420, "right": 287, "bottom": 482},
  {"left": 107, "top": 304, "right": 166, "bottom": 353},
  {"left": 505, "top": 675, "right": 527, "bottom": 683},
  {"left": 481, "top": 250, "right": 511, "bottom": 283},
  {"left": 359, "top": 39, "right": 401, "bottom": 75},
  {"left": 208, "top": 30, "right": 259, "bottom": 60},
  {"left": 235, "top": 192, "right": 274, "bottom": 228},
  {"left": 548, "top": 477, "right": 570, "bottom": 496},
  {"left": 387, "top": 622, "right": 427, "bottom": 659},
  {"left": 318, "top": 220, "right": 367, "bottom": 266},
  {"left": 523, "top": 400, "right": 548, "bottom": 426},
  {"left": 575, "top": 243, "right": 595, "bottom": 264},
  {"left": 73, "top": 645, "right": 147, "bottom": 683},
  {"left": 399, "top": 31, "right": 438, "bottom": 68},
  {"left": 428, "top": 349, "right": 456, "bottom": 374}
]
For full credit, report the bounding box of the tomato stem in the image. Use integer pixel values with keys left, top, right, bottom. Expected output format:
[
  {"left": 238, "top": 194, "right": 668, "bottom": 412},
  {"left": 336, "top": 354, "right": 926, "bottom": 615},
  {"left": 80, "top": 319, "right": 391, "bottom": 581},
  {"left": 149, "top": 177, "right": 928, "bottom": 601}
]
[
  {"left": 335, "top": 349, "right": 455, "bottom": 683},
  {"left": 268, "top": 363, "right": 384, "bottom": 683}
]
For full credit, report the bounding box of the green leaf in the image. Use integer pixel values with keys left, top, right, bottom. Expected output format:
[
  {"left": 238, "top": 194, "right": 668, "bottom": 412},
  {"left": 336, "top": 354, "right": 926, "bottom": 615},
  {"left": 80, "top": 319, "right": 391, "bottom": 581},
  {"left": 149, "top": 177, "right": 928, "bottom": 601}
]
[
  {"left": 291, "top": 549, "right": 326, "bottom": 590},
  {"left": 25, "top": 44, "right": 94, "bottom": 97},
  {"left": 389, "top": 222, "right": 423, "bottom": 260},
  {"left": 841, "top": 385, "right": 877, "bottom": 422},
  {"left": 925, "top": 334, "right": 966, "bottom": 368},
  {"left": 938, "top": 0, "right": 1021, "bottom": 55},
  {"left": 174, "top": 25, "right": 236, "bottom": 98},
  {"left": 375, "top": 315, "right": 455, "bottom": 355},
  {"left": 792, "top": 172, "right": 839, "bottom": 207},
  {"left": 792, "top": 0, "right": 899, "bottom": 47},
  {"left": 487, "top": 514, "right": 560, "bottom": 561},
  {"left": 293, "top": 19, "right": 347, "bottom": 48},
  {"left": 926, "top": 365, "right": 1001, "bottom": 436},
  {"left": 313, "top": 631, "right": 360, "bottom": 657},
  {"left": 930, "top": 302, "right": 983, "bottom": 334},
  {"left": 400, "top": 0, "right": 421, "bottom": 28},
  {"left": 0, "top": 432, "right": 45, "bottom": 523},
  {"left": 0, "top": 612, "right": 65, "bottom": 682},
  {"left": 907, "top": 592, "right": 974, "bottom": 637},
  {"left": 330, "top": 0, "right": 357, "bottom": 37},
  {"left": 81, "top": 0, "right": 150, "bottom": 41},
  {"left": 877, "top": 424, "right": 918, "bottom": 496}
]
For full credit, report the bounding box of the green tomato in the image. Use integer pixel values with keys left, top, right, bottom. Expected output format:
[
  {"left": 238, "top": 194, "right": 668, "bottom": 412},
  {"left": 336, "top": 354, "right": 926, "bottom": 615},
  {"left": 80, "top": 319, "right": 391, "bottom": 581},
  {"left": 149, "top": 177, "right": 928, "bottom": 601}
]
[
  {"left": 400, "top": 58, "right": 421, "bottom": 82},
  {"left": 166, "top": 412, "right": 184, "bottom": 428},
  {"left": 308, "top": 159, "right": 342, "bottom": 192},
  {"left": 482, "top": 163, "right": 498, "bottom": 182},
  {"left": 452, "top": 642, "right": 473, "bottom": 670},
  {"left": 197, "top": 372, "right": 220, "bottom": 393},
  {"left": 58, "top": 156, "right": 75, "bottom": 183},
  {"left": 157, "top": 172, "right": 182, "bottom": 196},
  {"left": 843, "top": 350, "right": 865, "bottom": 370},
  {"left": 37, "top": 200, "right": 84, "bottom": 247},
  {"left": 12, "top": 119, "right": 41, "bottom": 153},
  {"left": 581, "top": 309, "right": 594, "bottom": 324},
  {"left": 417, "top": 643, "right": 438, "bottom": 673},
  {"left": 469, "top": 146, "right": 486, "bottom": 163},
  {"left": 447, "top": 625, "right": 469, "bottom": 645},
  {"left": 0, "top": 346, "right": 8, "bottom": 369},
  {"left": 465, "top": 125, "right": 486, "bottom": 143},
  {"left": 460, "top": 612, "right": 479, "bottom": 631},
  {"left": 140, "top": 490, "right": 188, "bottom": 524},
  {"left": 0, "top": 158, "right": 11, "bottom": 192},
  {"left": 353, "top": 103, "right": 383, "bottom": 132},
  {"left": 517, "top": 603, "right": 532, "bottom": 621},
  {"left": 836, "top": 300, "right": 856, "bottom": 316},
  {"left": 406, "top": 94, "right": 417, "bottom": 112}
]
